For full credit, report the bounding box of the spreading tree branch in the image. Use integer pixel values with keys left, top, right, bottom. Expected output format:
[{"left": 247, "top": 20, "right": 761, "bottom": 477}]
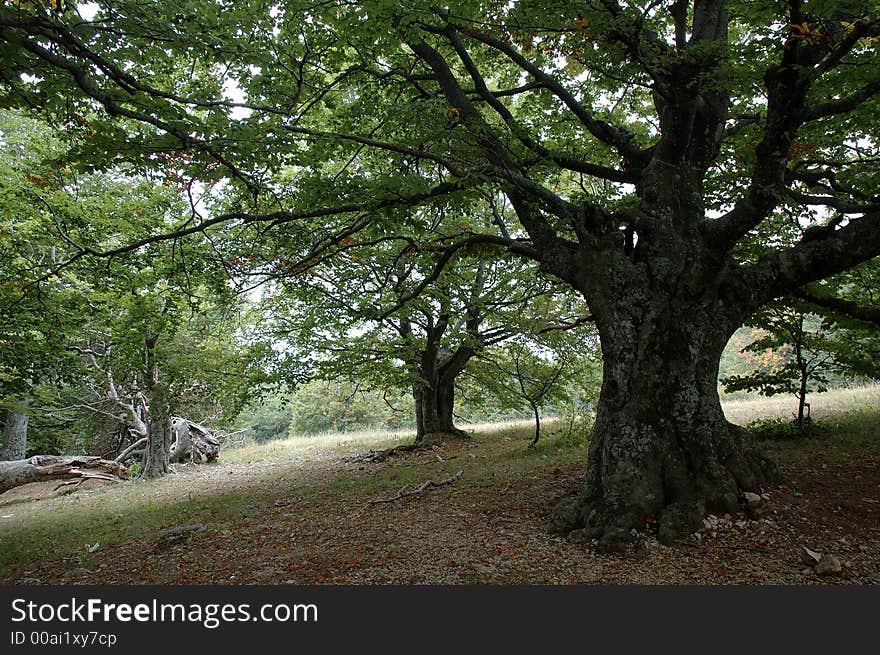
[
  {"left": 792, "top": 288, "right": 880, "bottom": 326},
  {"left": 735, "top": 212, "right": 880, "bottom": 309}
]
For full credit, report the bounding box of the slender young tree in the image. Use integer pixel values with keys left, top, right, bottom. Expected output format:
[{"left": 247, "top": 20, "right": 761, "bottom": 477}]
[
  {"left": 722, "top": 303, "right": 835, "bottom": 434},
  {"left": 723, "top": 265, "right": 880, "bottom": 434}
]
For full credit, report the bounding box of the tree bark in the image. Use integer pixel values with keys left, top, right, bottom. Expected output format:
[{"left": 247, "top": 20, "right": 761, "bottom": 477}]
[
  {"left": 529, "top": 402, "right": 541, "bottom": 446},
  {"left": 0, "top": 455, "right": 130, "bottom": 494},
  {"left": 141, "top": 383, "right": 171, "bottom": 479},
  {"left": 0, "top": 403, "right": 29, "bottom": 461},
  {"left": 551, "top": 297, "right": 778, "bottom": 551},
  {"left": 413, "top": 374, "right": 467, "bottom": 443},
  {"left": 411, "top": 338, "right": 476, "bottom": 444}
]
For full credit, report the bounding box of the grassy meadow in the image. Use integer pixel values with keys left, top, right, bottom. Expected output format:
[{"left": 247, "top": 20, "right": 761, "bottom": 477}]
[{"left": 0, "top": 384, "right": 878, "bottom": 578}]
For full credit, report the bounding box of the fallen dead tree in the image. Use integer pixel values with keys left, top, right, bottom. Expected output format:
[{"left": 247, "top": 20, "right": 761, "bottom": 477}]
[
  {"left": 0, "top": 455, "right": 131, "bottom": 494},
  {"left": 171, "top": 419, "right": 220, "bottom": 464},
  {"left": 114, "top": 417, "right": 220, "bottom": 466},
  {"left": 66, "top": 349, "right": 221, "bottom": 472}
]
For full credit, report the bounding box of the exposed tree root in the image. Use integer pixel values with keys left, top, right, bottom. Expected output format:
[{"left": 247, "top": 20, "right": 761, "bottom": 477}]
[
  {"left": 551, "top": 422, "right": 780, "bottom": 552},
  {"left": 346, "top": 443, "right": 424, "bottom": 464},
  {"left": 420, "top": 428, "right": 471, "bottom": 443},
  {"left": 347, "top": 431, "right": 467, "bottom": 464}
]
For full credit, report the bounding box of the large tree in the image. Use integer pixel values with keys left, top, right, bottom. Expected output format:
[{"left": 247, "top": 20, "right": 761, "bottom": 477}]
[
  {"left": 3, "top": 1, "right": 880, "bottom": 547},
  {"left": 0, "top": 110, "right": 89, "bottom": 459},
  {"left": 0, "top": 109, "right": 269, "bottom": 475},
  {"left": 269, "top": 226, "right": 563, "bottom": 443}
]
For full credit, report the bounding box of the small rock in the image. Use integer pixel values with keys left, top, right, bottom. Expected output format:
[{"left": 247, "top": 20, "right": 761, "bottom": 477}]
[
  {"left": 743, "top": 492, "right": 762, "bottom": 504},
  {"left": 801, "top": 546, "right": 822, "bottom": 566},
  {"left": 154, "top": 523, "right": 206, "bottom": 552},
  {"left": 735, "top": 520, "right": 748, "bottom": 529},
  {"left": 567, "top": 528, "right": 588, "bottom": 544},
  {"left": 815, "top": 554, "right": 842, "bottom": 576},
  {"left": 596, "top": 529, "right": 631, "bottom": 553}
]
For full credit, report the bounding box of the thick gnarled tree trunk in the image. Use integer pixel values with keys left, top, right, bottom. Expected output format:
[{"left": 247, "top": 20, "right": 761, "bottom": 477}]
[
  {"left": 552, "top": 287, "right": 778, "bottom": 550},
  {"left": 543, "top": 163, "right": 784, "bottom": 550}
]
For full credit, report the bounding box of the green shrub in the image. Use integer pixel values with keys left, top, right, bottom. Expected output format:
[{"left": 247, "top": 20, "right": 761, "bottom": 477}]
[{"left": 747, "top": 416, "right": 826, "bottom": 440}]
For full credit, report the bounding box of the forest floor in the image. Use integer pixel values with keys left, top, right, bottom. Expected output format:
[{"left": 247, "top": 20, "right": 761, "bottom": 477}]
[{"left": 1, "top": 386, "right": 879, "bottom": 585}]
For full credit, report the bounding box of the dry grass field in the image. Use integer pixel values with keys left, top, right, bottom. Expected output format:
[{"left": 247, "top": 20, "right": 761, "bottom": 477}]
[{"left": 721, "top": 384, "right": 880, "bottom": 425}]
